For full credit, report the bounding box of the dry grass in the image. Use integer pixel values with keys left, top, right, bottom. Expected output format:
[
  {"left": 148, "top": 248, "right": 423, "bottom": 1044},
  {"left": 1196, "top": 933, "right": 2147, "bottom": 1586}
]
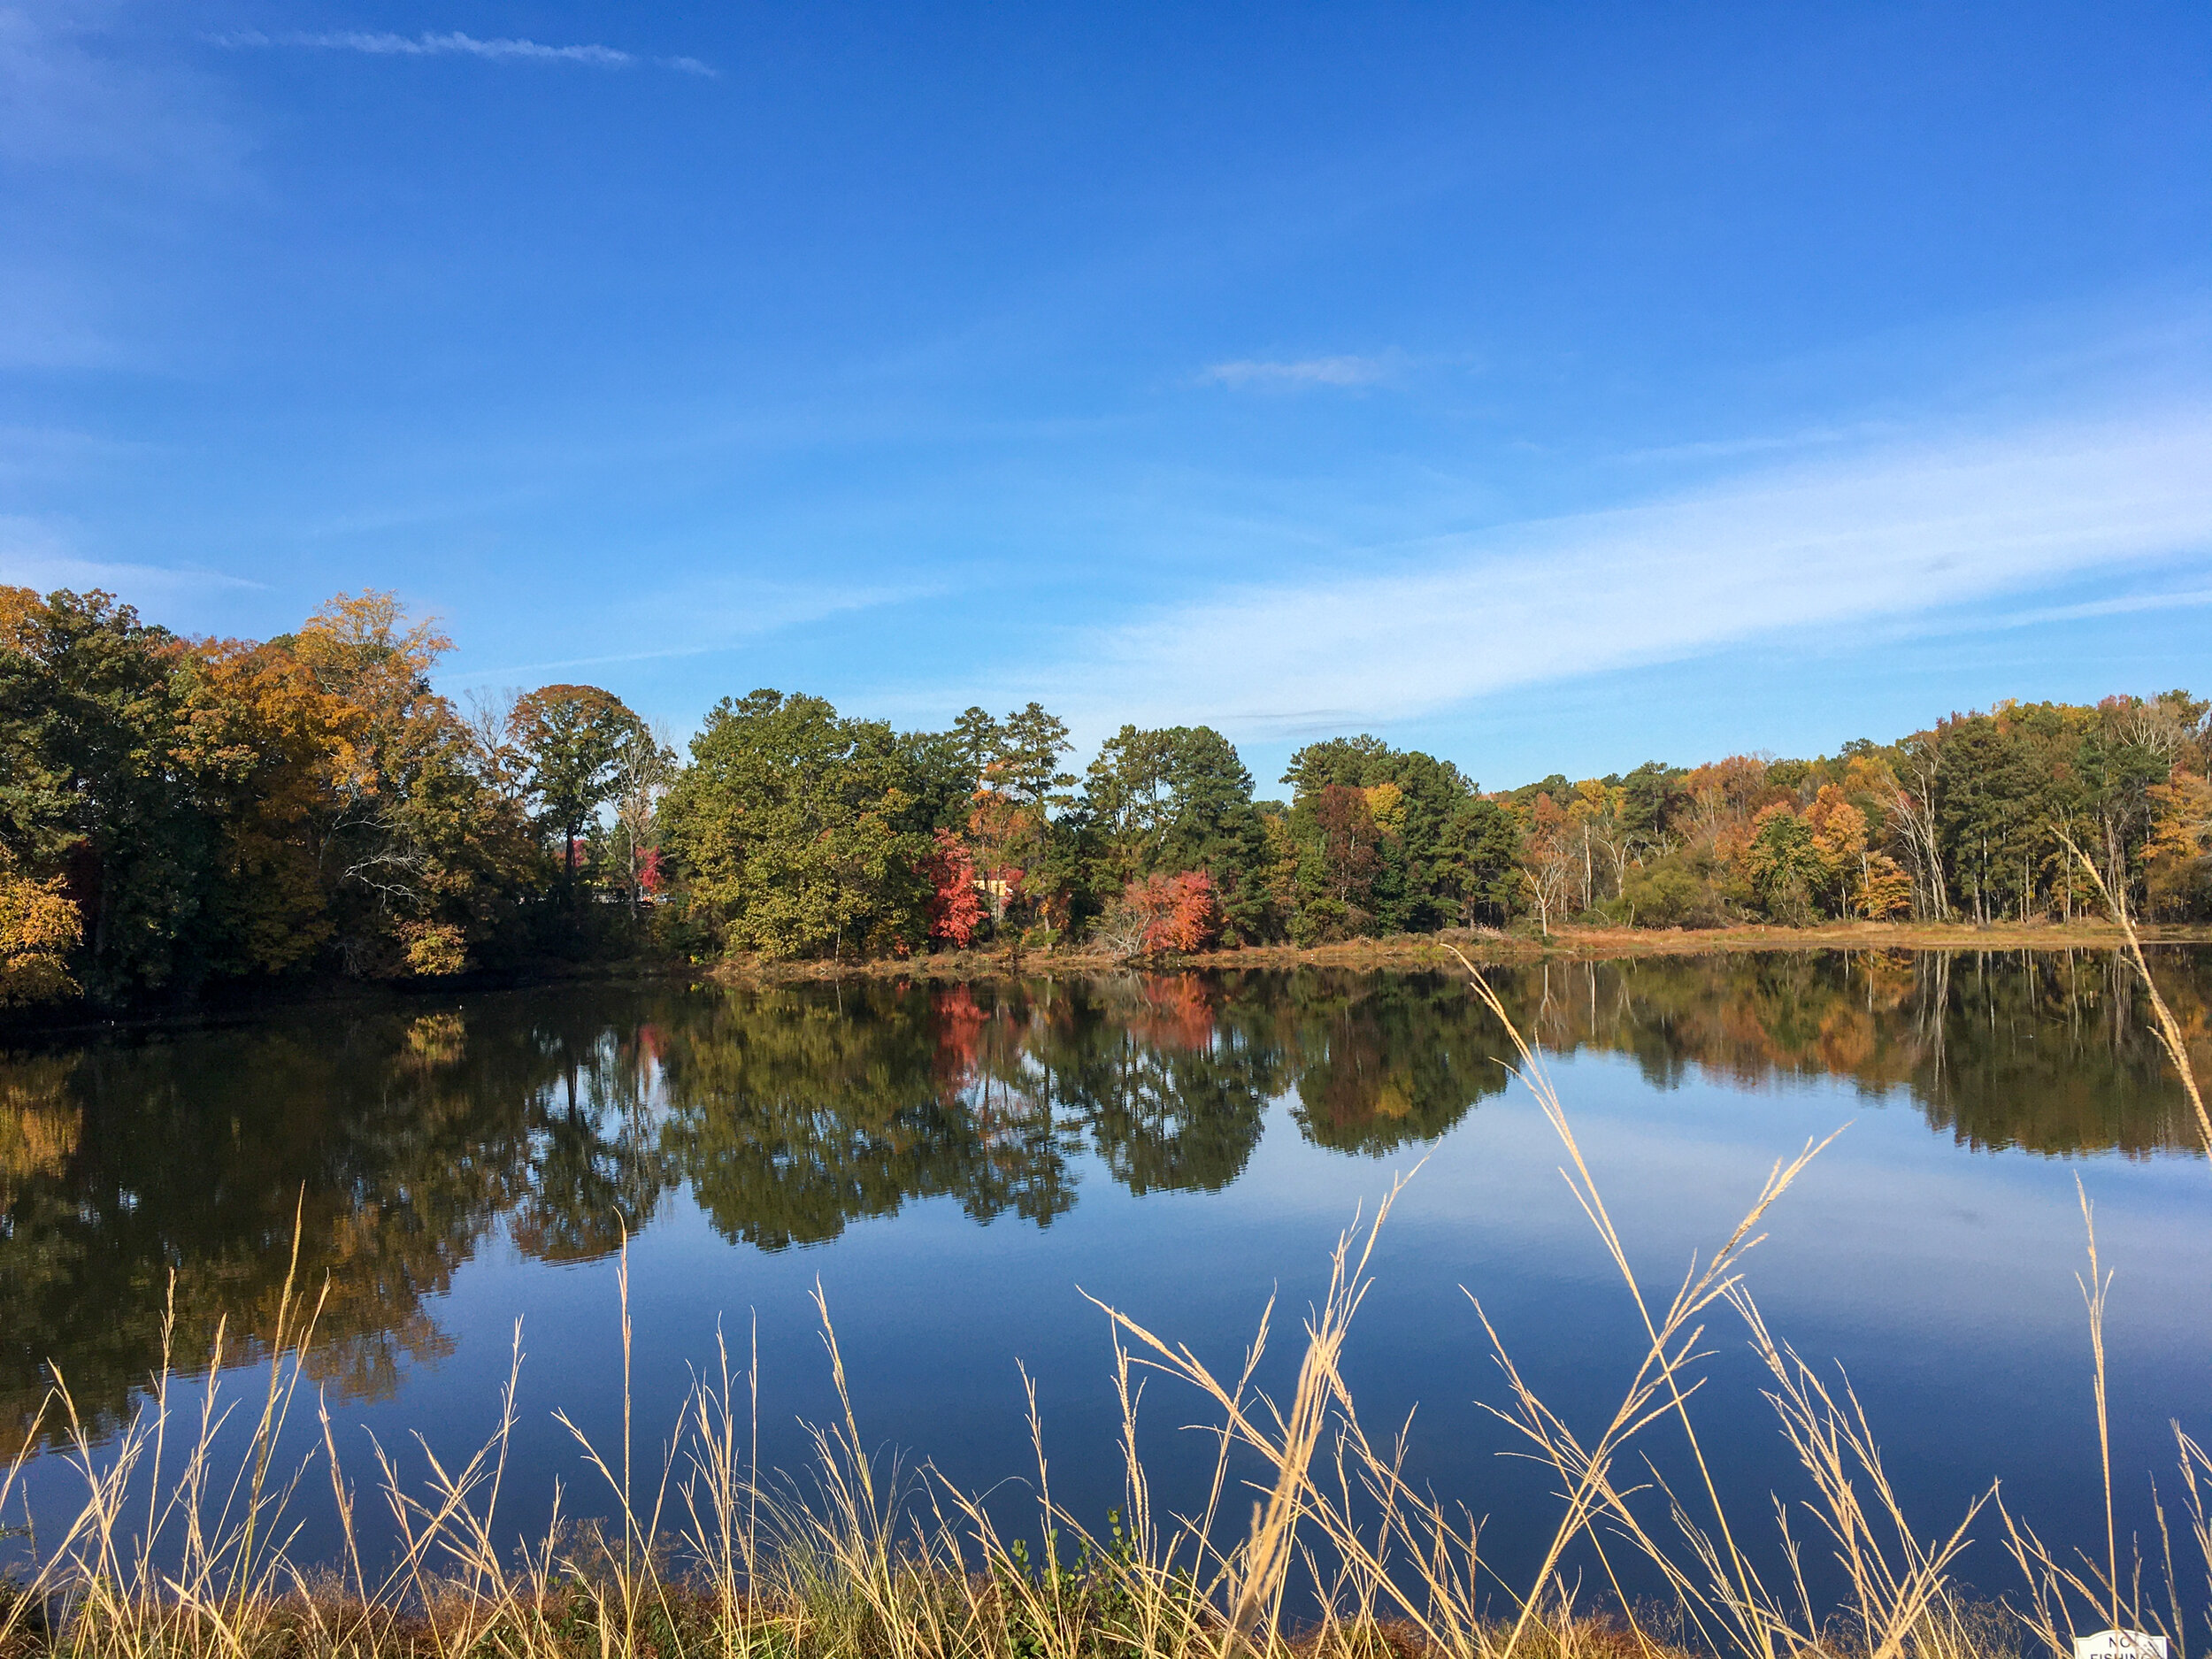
[
  {"left": 3, "top": 942, "right": 2208, "bottom": 1659},
  {"left": 705, "top": 919, "right": 2212, "bottom": 985}
]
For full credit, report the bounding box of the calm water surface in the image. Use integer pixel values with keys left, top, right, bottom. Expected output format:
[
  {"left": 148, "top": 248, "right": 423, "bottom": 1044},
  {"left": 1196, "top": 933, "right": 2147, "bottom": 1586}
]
[{"left": 4, "top": 952, "right": 2208, "bottom": 1601}]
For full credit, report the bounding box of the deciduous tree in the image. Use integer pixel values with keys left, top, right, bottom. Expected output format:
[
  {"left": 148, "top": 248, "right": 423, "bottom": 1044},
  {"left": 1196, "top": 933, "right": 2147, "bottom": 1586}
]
[
  {"left": 923, "top": 828, "right": 986, "bottom": 947},
  {"left": 659, "top": 689, "right": 933, "bottom": 960},
  {"left": 510, "top": 683, "right": 645, "bottom": 887},
  {"left": 1514, "top": 792, "right": 1577, "bottom": 936},
  {"left": 0, "top": 849, "right": 80, "bottom": 1004}
]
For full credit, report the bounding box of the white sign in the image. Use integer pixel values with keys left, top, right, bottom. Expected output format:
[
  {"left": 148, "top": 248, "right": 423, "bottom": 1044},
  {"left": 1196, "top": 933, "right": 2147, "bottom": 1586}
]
[{"left": 2075, "top": 1632, "right": 2168, "bottom": 1659}]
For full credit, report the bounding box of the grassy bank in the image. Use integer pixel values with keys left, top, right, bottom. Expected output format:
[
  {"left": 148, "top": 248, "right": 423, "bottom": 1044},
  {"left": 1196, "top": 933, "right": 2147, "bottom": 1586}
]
[
  {"left": 4, "top": 942, "right": 2207, "bottom": 1659},
  {"left": 709, "top": 919, "right": 2212, "bottom": 985}
]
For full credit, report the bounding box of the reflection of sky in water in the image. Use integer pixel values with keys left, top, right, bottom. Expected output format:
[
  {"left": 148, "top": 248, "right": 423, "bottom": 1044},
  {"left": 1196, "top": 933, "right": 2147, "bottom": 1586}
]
[{"left": 4, "top": 955, "right": 2208, "bottom": 1607}]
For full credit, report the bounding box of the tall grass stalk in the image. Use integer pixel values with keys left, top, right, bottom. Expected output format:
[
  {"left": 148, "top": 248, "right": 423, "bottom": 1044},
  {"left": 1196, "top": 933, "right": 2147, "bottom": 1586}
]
[
  {"left": 2057, "top": 832, "right": 2212, "bottom": 1162},
  {"left": 1996, "top": 840, "right": 2212, "bottom": 1656}
]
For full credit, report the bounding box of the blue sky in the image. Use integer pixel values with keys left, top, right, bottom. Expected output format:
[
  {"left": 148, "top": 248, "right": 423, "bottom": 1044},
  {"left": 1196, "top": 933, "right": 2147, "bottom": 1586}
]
[{"left": 3, "top": 3, "right": 2208, "bottom": 788}]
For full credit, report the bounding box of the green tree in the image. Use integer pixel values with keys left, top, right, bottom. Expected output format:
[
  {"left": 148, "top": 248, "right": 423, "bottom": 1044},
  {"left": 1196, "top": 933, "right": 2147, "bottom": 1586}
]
[
  {"left": 1082, "top": 724, "right": 1273, "bottom": 940},
  {"left": 1292, "top": 784, "right": 1386, "bottom": 941},
  {"left": 660, "top": 689, "right": 934, "bottom": 960},
  {"left": 989, "top": 702, "right": 1076, "bottom": 810},
  {"left": 950, "top": 706, "right": 1001, "bottom": 793},
  {"left": 0, "top": 588, "right": 212, "bottom": 999},
  {"left": 1084, "top": 725, "right": 1181, "bottom": 882},
  {"left": 509, "top": 684, "right": 645, "bottom": 887},
  {"left": 1744, "top": 804, "right": 1824, "bottom": 923},
  {"left": 899, "top": 726, "right": 977, "bottom": 832},
  {"left": 1281, "top": 735, "right": 1391, "bottom": 798},
  {"left": 1278, "top": 734, "right": 1477, "bottom": 936},
  {"left": 1430, "top": 796, "right": 1524, "bottom": 926}
]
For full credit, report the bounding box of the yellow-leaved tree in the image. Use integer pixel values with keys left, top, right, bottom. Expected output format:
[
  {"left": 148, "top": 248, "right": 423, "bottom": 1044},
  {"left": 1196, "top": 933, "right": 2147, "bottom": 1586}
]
[
  {"left": 0, "top": 848, "right": 81, "bottom": 1005},
  {"left": 2145, "top": 767, "right": 2212, "bottom": 917},
  {"left": 1804, "top": 783, "right": 1911, "bottom": 919}
]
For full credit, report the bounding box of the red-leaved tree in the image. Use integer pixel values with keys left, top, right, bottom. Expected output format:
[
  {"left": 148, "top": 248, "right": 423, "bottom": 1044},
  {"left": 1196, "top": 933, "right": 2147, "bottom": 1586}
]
[
  {"left": 924, "top": 828, "right": 986, "bottom": 947},
  {"left": 1124, "top": 869, "right": 1220, "bottom": 955}
]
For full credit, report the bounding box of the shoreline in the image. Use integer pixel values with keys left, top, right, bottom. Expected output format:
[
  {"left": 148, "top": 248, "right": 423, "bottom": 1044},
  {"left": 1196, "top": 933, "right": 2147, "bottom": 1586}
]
[
  {"left": 713, "top": 918, "right": 2212, "bottom": 984},
  {"left": 12, "top": 921, "right": 2204, "bottom": 1033}
]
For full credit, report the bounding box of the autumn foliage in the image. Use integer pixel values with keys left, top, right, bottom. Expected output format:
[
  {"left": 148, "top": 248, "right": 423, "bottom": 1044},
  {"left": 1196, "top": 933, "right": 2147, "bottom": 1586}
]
[
  {"left": 1124, "top": 870, "right": 1220, "bottom": 955},
  {"left": 0, "top": 850, "right": 81, "bottom": 1006},
  {"left": 12, "top": 576, "right": 2212, "bottom": 996},
  {"left": 924, "top": 828, "right": 986, "bottom": 947}
]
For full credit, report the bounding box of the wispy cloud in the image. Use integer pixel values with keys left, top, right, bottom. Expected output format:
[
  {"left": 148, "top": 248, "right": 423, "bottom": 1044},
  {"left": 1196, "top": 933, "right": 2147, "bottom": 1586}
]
[
  {"left": 216, "top": 29, "right": 716, "bottom": 76},
  {"left": 441, "top": 577, "right": 933, "bottom": 687},
  {"left": 1028, "top": 405, "right": 2212, "bottom": 736},
  {"left": 1987, "top": 584, "right": 2212, "bottom": 630},
  {"left": 1614, "top": 422, "right": 1900, "bottom": 465},
  {"left": 2, "top": 4, "right": 245, "bottom": 183},
  {"left": 1201, "top": 354, "right": 1392, "bottom": 389},
  {"left": 0, "top": 423, "right": 153, "bottom": 482},
  {"left": 0, "top": 516, "right": 264, "bottom": 600}
]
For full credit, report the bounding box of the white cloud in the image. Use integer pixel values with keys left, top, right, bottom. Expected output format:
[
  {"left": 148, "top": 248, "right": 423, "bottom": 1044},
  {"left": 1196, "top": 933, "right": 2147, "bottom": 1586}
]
[
  {"left": 0, "top": 516, "right": 263, "bottom": 601},
  {"left": 1039, "top": 406, "right": 2212, "bottom": 736},
  {"left": 218, "top": 28, "right": 716, "bottom": 75},
  {"left": 1988, "top": 585, "right": 2212, "bottom": 629},
  {"left": 1201, "top": 355, "right": 1392, "bottom": 389}
]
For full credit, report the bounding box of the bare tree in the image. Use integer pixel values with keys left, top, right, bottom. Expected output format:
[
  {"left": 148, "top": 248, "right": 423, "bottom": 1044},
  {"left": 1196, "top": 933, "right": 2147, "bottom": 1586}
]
[
  {"left": 608, "top": 719, "right": 677, "bottom": 917},
  {"left": 462, "top": 687, "right": 527, "bottom": 799},
  {"left": 1892, "top": 738, "right": 1949, "bottom": 920}
]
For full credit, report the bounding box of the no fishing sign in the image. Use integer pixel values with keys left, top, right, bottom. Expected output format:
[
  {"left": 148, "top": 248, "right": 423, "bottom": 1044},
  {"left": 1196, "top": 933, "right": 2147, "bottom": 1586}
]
[{"left": 2075, "top": 1632, "right": 2168, "bottom": 1659}]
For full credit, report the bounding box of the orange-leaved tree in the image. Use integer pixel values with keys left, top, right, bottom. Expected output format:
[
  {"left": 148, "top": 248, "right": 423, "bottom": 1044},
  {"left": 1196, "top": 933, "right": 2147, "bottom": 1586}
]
[
  {"left": 1124, "top": 869, "right": 1219, "bottom": 954},
  {"left": 251, "top": 592, "right": 534, "bottom": 974},
  {"left": 965, "top": 790, "right": 1047, "bottom": 926},
  {"left": 1514, "top": 791, "right": 1578, "bottom": 936}
]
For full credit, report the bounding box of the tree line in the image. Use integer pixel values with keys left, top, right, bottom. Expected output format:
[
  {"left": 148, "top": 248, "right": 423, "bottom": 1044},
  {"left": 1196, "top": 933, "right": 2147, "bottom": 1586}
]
[{"left": 4, "top": 584, "right": 2209, "bottom": 1002}]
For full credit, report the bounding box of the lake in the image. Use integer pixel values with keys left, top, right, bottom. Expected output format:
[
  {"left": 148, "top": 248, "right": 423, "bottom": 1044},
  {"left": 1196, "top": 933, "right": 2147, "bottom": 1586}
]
[{"left": 4, "top": 950, "right": 2208, "bottom": 1609}]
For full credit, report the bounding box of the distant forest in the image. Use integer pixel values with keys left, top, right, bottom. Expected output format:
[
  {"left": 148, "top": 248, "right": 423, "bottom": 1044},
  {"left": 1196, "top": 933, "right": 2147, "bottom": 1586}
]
[{"left": 4, "top": 585, "right": 2208, "bottom": 1006}]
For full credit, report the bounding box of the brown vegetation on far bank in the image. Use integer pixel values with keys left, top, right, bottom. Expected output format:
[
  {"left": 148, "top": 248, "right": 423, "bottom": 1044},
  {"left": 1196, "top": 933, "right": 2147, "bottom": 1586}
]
[{"left": 704, "top": 919, "right": 2212, "bottom": 986}]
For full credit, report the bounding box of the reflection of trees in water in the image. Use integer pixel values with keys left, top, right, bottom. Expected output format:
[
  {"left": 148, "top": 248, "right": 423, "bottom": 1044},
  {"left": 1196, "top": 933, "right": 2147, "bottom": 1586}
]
[
  {"left": 3, "top": 950, "right": 2201, "bottom": 1455},
  {"left": 511, "top": 1024, "right": 676, "bottom": 1262},
  {"left": 658, "top": 975, "right": 1286, "bottom": 1246},
  {"left": 1484, "top": 950, "right": 2209, "bottom": 1157},
  {"left": 988, "top": 975, "right": 1273, "bottom": 1196},
  {"left": 0, "top": 994, "right": 672, "bottom": 1455},
  {"left": 657, "top": 986, "right": 1037, "bottom": 1249},
  {"left": 1264, "top": 972, "right": 1509, "bottom": 1155}
]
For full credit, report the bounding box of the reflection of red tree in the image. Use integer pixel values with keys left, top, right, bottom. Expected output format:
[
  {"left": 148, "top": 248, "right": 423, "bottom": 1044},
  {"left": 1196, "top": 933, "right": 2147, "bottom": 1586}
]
[
  {"left": 1137, "top": 973, "right": 1217, "bottom": 1052},
  {"left": 932, "top": 983, "right": 989, "bottom": 1090}
]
